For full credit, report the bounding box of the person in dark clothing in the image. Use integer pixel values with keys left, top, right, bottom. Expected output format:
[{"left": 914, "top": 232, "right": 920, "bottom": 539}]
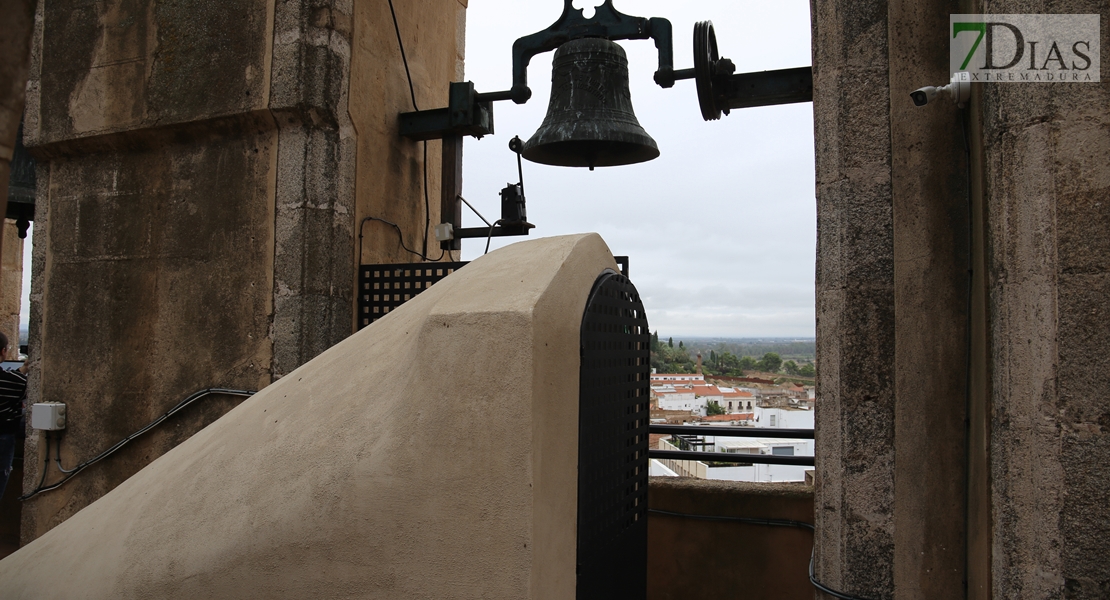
[{"left": 0, "top": 332, "right": 27, "bottom": 498}]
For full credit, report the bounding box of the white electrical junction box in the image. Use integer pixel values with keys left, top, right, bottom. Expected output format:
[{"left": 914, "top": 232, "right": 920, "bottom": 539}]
[{"left": 31, "top": 402, "right": 66, "bottom": 431}]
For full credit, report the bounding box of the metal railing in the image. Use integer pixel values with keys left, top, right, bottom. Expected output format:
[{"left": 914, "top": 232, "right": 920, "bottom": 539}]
[{"left": 647, "top": 424, "right": 815, "bottom": 467}]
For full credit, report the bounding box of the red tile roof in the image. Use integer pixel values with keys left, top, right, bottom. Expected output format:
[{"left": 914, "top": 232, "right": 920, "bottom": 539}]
[{"left": 701, "top": 413, "right": 755, "bottom": 423}]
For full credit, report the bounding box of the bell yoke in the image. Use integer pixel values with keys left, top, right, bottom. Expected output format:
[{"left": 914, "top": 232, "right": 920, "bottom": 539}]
[{"left": 399, "top": 0, "right": 676, "bottom": 169}]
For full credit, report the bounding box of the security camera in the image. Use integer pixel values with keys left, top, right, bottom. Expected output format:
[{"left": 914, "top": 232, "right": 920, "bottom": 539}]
[
  {"left": 911, "top": 72, "right": 971, "bottom": 108},
  {"left": 910, "top": 86, "right": 938, "bottom": 106}
]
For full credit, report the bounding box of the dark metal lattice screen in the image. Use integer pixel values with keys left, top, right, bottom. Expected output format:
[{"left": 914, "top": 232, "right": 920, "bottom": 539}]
[
  {"left": 577, "top": 270, "right": 650, "bottom": 599},
  {"left": 357, "top": 262, "right": 469, "bottom": 329}
]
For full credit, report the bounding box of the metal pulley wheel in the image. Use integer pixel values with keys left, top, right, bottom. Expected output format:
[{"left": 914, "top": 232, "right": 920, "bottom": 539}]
[
  {"left": 693, "top": 21, "right": 735, "bottom": 121},
  {"left": 694, "top": 21, "right": 721, "bottom": 120}
]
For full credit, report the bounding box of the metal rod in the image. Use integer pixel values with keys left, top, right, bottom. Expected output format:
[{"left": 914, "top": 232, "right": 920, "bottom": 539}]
[
  {"left": 672, "top": 68, "right": 697, "bottom": 81},
  {"left": 649, "top": 450, "right": 814, "bottom": 467},
  {"left": 649, "top": 425, "right": 815, "bottom": 439},
  {"left": 440, "top": 136, "right": 463, "bottom": 252},
  {"left": 458, "top": 195, "right": 491, "bottom": 227},
  {"left": 454, "top": 223, "right": 534, "bottom": 239},
  {"left": 474, "top": 90, "right": 515, "bottom": 103}
]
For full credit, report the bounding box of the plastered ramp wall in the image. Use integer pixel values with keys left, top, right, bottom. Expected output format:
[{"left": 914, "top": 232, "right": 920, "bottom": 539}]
[{"left": 0, "top": 233, "right": 618, "bottom": 599}]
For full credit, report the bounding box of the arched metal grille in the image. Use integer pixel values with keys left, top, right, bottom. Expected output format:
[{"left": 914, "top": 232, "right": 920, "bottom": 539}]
[{"left": 577, "top": 270, "right": 650, "bottom": 599}]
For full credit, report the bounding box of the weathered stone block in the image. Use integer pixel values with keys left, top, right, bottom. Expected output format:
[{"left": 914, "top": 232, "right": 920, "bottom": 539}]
[{"left": 38, "top": 0, "right": 273, "bottom": 144}]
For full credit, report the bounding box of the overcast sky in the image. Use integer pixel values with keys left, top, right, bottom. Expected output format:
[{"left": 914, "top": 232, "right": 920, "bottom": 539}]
[
  {"left": 458, "top": 0, "right": 816, "bottom": 338},
  {"left": 20, "top": 1, "right": 815, "bottom": 339}
]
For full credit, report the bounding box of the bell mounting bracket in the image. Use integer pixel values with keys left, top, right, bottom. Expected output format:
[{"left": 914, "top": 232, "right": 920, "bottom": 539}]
[
  {"left": 509, "top": 0, "right": 676, "bottom": 103},
  {"left": 673, "top": 21, "right": 814, "bottom": 121},
  {"left": 399, "top": 81, "right": 497, "bottom": 141}
]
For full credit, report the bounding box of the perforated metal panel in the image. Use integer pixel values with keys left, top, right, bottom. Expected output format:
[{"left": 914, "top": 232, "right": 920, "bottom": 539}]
[
  {"left": 577, "top": 270, "right": 650, "bottom": 599},
  {"left": 357, "top": 262, "right": 468, "bottom": 329}
]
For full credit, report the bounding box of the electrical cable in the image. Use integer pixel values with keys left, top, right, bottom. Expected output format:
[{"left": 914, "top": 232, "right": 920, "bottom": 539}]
[
  {"left": 808, "top": 558, "right": 879, "bottom": 600},
  {"left": 19, "top": 388, "right": 256, "bottom": 501},
  {"left": 422, "top": 143, "right": 431, "bottom": 258},
  {"left": 485, "top": 219, "right": 505, "bottom": 255},
  {"left": 515, "top": 144, "right": 526, "bottom": 199},
  {"left": 18, "top": 433, "right": 50, "bottom": 501},
  {"left": 358, "top": 217, "right": 446, "bottom": 263},
  {"left": 387, "top": 0, "right": 433, "bottom": 259},
  {"left": 648, "top": 508, "right": 879, "bottom": 600},
  {"left": 53, "top": 434, "right": 78, "bottom": 473},
  {"left": 386, "top": 0, "right": 418, "bottom": 111},
  {"left": 959, "top": 106, "right": 977, "bottom": 589}
]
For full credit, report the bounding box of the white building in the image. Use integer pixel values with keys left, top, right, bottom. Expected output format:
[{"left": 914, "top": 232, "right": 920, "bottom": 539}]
[
  {"left": 720, "top": 387, "right": 756, "bottom": 413},
  {"left": 758, "top": 406, "right": 814, "bottom": 431},
  {"left": 650, "top": 373, "right": 705, "bottom": 384},
  {"left": 653, "top": 387, "right": 704, "bottom": 415},
  {"left": 691, "top": 384, "right": 723, "bottom": 412},
  {"left": 652, "top": 409, "right": 815, "bottom": 483}
]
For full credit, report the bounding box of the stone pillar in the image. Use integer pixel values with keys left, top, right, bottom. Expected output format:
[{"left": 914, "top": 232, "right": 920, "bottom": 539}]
[
  {"left": 268, "top": 0, "right": 357, "bottom": 378},
  {"left": 0, "top": 221, "right": 23, "bottom": 349},
  {"left": 813, "top": 0, "right": 973, "bottom": 596},
  {"left": 812, "top": 0, "right": 897, "bottom": 596},
  {"left": 981, "top": 2, "right": 1110, "bottom": 597},
  {"left": 814, "top": 1, "right": 1110, "bottom": 598},
  {"left": 887, "top": 2, "right": 971, "bottom": 599},
  {"left": 20, "top": 0, "right": 465, "bottom": 542},
  {"left": 0, "top": 0, "right": 37, "bottom": 265}
]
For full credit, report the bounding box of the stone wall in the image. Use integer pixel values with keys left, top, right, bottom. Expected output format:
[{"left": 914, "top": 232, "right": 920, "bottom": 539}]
[
  {"left": 20, "top": 0, "right": 466, "bottom": 541},
  {"left": 0, "top": 220, "right": 22, "bottom": 347},
  {"left": 811, "top": 0, "right": 898, "bottom": 595},
  {"left": 887, "top": 1, "right": 971, "bottom": 598},
  {"left": 648, "top": 478, "right": 814, "bottom": 600},
  {"left": 981, "top": 2, "right": 1110, "bottom": 596},
  {"left": 812, "top": 0, "right": 1110, "bottom": 598},
  {"left": 0, "top": 0, "right": 37, "bottom": 259},
  {"left": 350, "top": 0, "right": 467, "bottom": 268}
]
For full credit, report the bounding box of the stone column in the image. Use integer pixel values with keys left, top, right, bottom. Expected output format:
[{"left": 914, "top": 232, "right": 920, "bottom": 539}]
[
  {"left": 19, "top": 0, "right": 465, "bottom": 542},
  {"left": 888, "top": 2, "right": 971, "bottom": 598},
  {"left": 812, "top": 0, "right": 897, "bottom": 595},
  {"left": 0, "top": 221, "right": 23, "bottom": 348},
  {"left": 813, "top": 0, "right": 973, "bottom": 597},
  {"left": 0, "top": 0, "right": 37, "bottom": 265},
  {"left": 814, "top": 1, "right": 1110, "bottom": 598},
  {"left": 268, "top": 0, "right": 357, "bottom": 378},
  {"left": 981, "top": 2, "right": 1110, "bottom": 597}
]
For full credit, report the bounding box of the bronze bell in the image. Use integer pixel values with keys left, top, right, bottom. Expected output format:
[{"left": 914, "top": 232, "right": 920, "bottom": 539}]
[{"left": 523, "top": 38, "right": 659, "bottom": 170}]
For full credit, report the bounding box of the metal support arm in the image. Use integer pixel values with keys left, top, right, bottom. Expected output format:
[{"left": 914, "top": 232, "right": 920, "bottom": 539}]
[
  {"left": 453, "top": 221, "right": 535, "bottom": 239},
  {"left": 721, "top": 66, "right": 813, "bottom": 111},
  {"left": 399, "top": 81, "right": 495, "bottom": 141}
]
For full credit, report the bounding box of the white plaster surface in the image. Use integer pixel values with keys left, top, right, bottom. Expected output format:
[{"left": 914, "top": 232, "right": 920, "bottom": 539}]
[{"left": 0, "top": 233, "right": 618, "bottom": 599}]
